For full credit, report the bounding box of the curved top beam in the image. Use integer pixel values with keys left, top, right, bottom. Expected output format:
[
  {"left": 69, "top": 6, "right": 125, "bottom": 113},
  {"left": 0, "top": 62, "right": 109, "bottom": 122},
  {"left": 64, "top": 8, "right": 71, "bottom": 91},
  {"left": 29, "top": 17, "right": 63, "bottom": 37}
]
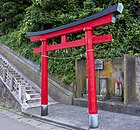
[{"left": 27, "top": 3, "right": 123, "bottom": 37}]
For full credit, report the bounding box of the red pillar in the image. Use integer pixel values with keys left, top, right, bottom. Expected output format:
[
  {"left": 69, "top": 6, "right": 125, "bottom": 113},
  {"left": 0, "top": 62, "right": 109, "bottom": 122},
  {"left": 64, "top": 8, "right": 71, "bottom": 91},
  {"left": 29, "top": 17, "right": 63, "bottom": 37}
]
[
  {"left": 41, "top": 39, "right": 48, "bottom": 116},
  {"left": 84, "top": 27, "right": 98, "bottom": 128}
]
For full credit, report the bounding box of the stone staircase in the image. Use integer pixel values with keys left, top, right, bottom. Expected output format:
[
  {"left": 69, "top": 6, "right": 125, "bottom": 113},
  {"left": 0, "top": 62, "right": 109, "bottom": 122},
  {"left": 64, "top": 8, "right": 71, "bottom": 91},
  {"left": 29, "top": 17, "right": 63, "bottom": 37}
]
[{"left": 0, "top": 54, "right": 56, "bottom": 109}]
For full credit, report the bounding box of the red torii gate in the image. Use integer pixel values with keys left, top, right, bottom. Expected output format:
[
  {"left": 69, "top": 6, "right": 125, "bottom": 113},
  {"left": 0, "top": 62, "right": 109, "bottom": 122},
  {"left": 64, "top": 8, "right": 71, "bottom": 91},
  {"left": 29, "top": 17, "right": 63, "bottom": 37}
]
[{"left": 27, "top": 3, "right": 123, "bottom": 129}]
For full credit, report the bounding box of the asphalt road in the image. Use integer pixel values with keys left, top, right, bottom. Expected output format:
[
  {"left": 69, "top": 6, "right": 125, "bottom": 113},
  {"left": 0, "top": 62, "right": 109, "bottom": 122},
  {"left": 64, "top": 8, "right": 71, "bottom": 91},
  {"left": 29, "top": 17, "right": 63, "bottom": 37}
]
[
  {"left": 0, "top": 107, "right": 74, "bottom": 130},
  {"left": 0, "top": 112, "right": 42, "bottom": 130}
]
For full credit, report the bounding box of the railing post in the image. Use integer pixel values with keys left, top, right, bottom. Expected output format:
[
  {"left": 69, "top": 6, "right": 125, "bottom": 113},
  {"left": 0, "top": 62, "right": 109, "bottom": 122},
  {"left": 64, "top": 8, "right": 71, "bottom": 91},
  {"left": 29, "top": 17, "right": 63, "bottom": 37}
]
[
  {"left": 41, "top": 39, "right": 48, "bottom": 116},
  {"left": 84, "top": 27, "right": 98, "bottom": 129},
  {"left": 3, "top": 68, "right": 7, "bottom": 82},
  {"left": 10, "top": 76, "right": 14, "bottom": 91},
  {"left": 19, "top": 85, "right": 26, "bottom": 103}
]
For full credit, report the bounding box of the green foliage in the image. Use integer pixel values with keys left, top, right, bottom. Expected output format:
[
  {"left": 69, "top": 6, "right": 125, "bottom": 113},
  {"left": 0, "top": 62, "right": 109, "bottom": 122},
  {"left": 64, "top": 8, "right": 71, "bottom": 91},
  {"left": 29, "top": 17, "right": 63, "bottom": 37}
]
[
  {"left": 0, "top": 0, "right": 140, "bottom": 84},
  {"left": 0, "top": 0, "right": 32, "bottom": 34}
]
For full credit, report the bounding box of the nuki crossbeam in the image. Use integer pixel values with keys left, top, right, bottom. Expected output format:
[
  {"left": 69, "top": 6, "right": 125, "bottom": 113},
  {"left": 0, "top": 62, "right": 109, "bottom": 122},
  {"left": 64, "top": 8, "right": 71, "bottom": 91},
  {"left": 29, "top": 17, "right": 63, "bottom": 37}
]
[{"left": 27, "top": 3, "right": 123, "bottom": 129}]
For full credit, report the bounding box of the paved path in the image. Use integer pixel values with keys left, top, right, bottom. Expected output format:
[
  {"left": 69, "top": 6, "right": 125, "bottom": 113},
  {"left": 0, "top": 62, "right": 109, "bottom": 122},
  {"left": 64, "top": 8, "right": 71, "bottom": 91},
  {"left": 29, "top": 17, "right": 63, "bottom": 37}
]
[
  {"left": 0, "top": 107, "right": 75, "bottom": 130},
  {"left": 25, "top": 104, "right": 140, "bottom": 130}
]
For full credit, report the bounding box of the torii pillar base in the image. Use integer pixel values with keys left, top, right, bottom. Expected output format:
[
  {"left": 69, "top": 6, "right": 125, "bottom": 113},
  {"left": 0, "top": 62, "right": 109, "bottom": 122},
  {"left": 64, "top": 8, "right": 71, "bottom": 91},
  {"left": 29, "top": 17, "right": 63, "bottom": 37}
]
[
  {"left": 89, "top": 114, "right": 99, "bottom": 129},
  {"left": 41, "top": 105, "right": 48, "bottom": 116}
]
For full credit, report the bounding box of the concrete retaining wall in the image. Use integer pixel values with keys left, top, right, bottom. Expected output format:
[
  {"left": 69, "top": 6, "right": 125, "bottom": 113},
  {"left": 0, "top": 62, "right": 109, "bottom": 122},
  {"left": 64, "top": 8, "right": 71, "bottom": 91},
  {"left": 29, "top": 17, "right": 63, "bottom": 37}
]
[
  {"left": 0, "top": 79, "right": 21, "bottom": 110},
  {"left": 49, "top": 78, "right": 73, "bottom": 104}
]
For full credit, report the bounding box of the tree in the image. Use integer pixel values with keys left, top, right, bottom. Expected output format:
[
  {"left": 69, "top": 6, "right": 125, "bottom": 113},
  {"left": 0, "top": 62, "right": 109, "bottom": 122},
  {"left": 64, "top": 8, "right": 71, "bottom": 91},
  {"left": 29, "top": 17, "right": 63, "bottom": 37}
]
[{"left": 0, "top": 0, "right": 32, "bottom": 34}]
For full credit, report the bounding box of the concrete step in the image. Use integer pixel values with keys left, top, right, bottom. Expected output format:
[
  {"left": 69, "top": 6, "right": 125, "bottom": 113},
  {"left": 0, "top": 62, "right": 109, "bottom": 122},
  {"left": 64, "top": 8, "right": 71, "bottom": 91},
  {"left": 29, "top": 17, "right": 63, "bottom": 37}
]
[
  {"left": 73, "top": 98, "right": 140, "bottom": 116},
  {"left": 27, "top": 98, "right": 41, "bottom": 104},
  {"left": 29, "top": 93, "right": 40, "bottom": 98},
  {"left": 26, "top": 89, "right": 37, "bottom": 94},
  {"left": 28, "top": 102, "right": 41, "bottom": 107},
  {"left": 25, "top": 86, "right": 33, "bottom": 90}
]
